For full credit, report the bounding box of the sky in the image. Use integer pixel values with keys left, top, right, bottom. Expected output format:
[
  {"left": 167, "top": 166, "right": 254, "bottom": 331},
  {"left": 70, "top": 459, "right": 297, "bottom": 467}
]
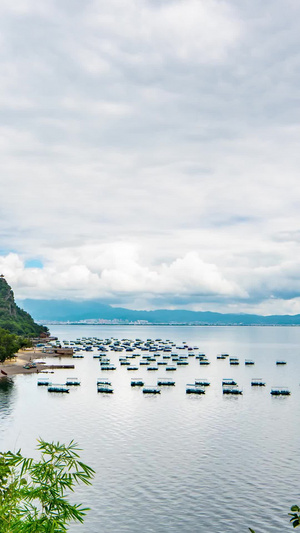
[{"left": 1, "top": 0, "right": 300, "bottom": 314}]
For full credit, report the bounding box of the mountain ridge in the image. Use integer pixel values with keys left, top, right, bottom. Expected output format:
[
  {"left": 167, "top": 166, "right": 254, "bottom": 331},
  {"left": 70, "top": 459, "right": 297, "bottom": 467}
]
[{"left": 18, "top": 297, "right": 300, "bottom": 325}]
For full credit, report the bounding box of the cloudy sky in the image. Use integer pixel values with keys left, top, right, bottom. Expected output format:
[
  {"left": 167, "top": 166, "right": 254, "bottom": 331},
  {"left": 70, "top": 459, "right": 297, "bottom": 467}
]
[{"left": 1, "top": 0, "right": 300, "bottom": 314}]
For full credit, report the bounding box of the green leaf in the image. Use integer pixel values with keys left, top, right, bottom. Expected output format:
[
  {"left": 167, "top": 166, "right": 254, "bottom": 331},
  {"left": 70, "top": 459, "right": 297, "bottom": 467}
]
[{"left": 0, "top": 439, "right": 94, "bottom": 530}]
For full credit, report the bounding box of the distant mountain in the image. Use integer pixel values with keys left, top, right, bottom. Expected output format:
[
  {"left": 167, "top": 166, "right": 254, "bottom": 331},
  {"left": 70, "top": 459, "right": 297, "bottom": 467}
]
[
  {"left": 17, "top": 297, "right": 300, "bottom": 325},
  {"left": 0, "top": 276, "right": 47, "bottom": 336}
]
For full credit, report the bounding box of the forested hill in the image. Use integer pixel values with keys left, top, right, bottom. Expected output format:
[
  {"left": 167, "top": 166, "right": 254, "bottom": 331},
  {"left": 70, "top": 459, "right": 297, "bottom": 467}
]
[{"left": 0, "top": 276, "right": 47, "bottom": 336}]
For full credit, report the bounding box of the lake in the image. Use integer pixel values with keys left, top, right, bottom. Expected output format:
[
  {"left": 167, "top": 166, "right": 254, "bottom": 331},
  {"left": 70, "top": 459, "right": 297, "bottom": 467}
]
[{"left": 1, "top": 325, "right": 300, "bottom": 532}]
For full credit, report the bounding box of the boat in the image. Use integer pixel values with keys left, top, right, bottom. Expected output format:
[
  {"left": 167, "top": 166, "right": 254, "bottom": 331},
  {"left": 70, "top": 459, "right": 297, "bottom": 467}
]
[
  {"left": 37, "top": 378, "right": 51, "bottom": 386},
  {"left": 143, "top": 387, "right": 161, "bottom": 394},
  {"left": 245, "top": 360, "right": 255, "bottom": 365},
  {"left": 270, "top": 387, "right": 290, "bottom": 396},
  {"left": 127, "top": 366, "right": 139, "bottom": 371},
  {"left": 23, "top": 362, "right": 37, "bottom": 369},
  {"left": 157, "top": 378, "right": 175, "bottom": 386},
  {"left": 131, "top": 379, "right": 144, "bottom": 387},
  {"left": 65, "top": 377, "right": 81, "bottom": 386},
  {"left": 48, "top": 384, "right": 69, "bottom": 393},
  {"left": 97, "top": 384, "right": 113, "bottom": 393},
  {"left": 222, "top": 379, "right": 237, "bottom": 386},
  {"left": 147, "top": 366, "right": 158, "bottom": 371},
  {"left": 100, "top": 365, "right": 116, "bottom": 370},
  {"left": 165, "top": 366, "right": 177, "bottom": 371},
  {"left": 194, "top": 380, "right": 210, "bottom": 387},
  {"left": 186, "top": 385, "right": 205, "bottom": 395},
  {"left": 223, "top": 387, "right": 242, "bottom": 395},
  {"left": 251, "top": 379, "right": 266, "bottom": 386},
  {"left": 97, "top": 379, "right": 112, "bottom": 386}
]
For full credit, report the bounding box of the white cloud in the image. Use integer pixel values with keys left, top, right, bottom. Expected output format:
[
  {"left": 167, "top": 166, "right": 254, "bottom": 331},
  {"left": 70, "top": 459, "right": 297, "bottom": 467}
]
[
  {"left": 0, "top": 247, "right": 244, "bottom": 302},
  {"left": 83, "top": 0, "right": 241, "bottom": 64},
  {"left": 1, "top": 0, "right": 300, "bottom": 313}
]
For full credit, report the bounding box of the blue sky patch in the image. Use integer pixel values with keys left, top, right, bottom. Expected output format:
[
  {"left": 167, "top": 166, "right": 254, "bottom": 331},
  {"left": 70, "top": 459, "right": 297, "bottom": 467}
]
[{"left": 25, "top": 259, "right": 43, "bottom": 269}]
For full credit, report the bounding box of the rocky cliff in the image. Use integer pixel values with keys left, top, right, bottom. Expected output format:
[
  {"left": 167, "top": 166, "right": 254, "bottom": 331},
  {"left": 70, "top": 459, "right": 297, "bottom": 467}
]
[{"left": 0, "top": 275, "right": 47, "bottom": 336}]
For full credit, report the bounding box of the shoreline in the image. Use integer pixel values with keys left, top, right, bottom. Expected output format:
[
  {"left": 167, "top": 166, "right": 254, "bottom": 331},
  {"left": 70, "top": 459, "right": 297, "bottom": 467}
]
[{"left": 0, "top": 349, "right": 49, "bottom": 377}]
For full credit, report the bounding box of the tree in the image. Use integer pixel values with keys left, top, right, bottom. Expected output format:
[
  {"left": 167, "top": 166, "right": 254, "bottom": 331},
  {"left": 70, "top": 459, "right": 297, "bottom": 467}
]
[
  {"left": 0, "top": 439, "right": 95, "bottom": 532},
  {"left": 0, "top": 328, "right": 20, "bottom": 363},
  {"left": 0, "top": 328, "right": 34, "bottom": 363}
]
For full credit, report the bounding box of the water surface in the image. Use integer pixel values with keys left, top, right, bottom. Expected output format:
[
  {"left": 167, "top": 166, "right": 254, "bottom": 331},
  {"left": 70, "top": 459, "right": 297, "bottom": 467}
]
[{"left": 0, "top": 325, "right": 299, "bottom": 532}]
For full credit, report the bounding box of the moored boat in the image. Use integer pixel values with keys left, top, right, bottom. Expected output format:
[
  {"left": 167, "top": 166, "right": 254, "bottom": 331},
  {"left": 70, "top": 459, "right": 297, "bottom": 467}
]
[
  {"left": 186, "top": 385, "right": 205, "bottom": 394},
  {"left": 37, "top": 378, "right": 51, "bottom": 386},
  {"left": 48, "top": 384, "right": 69, "bottom": 393},
  {"left": 143, "top": 387, "right": 161, "bottom": 394},
  {"left": 131, "top": 379, "right": 144, "bottom": 386},
  {"left": 157, "top": 378, "right": 175, "bottom": 386},
  {"left": 251, "top": 379, "right": 265, "bottom": 386},
  {"left": 97, "top": 384, "right": 113, "bottom": 393},
  {"left": 223, "top": 387, "right": 242, "bottom": 395},
  {"left": 195, "top": 380, "right": 210, "bottom": 387},
  {"left": 222, "top": 379, "right": 237, "bottom": 386},
  {"left": 66, "top": 377, "right": 81, "bottom": 386},
  {"left": 270, "top": 387, "right": 290, "bottom": 395}
]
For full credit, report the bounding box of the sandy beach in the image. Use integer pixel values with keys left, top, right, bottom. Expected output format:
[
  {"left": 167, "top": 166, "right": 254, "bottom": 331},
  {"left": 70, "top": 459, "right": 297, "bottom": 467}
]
[{"left": 0, "top": 349, "right": 47, "bottom": 377}]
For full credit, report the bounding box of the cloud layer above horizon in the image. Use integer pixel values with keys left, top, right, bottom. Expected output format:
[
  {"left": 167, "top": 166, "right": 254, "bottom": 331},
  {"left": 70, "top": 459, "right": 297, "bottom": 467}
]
[{"left": 1, "top": 0, "right": 300, "bottom": 314}]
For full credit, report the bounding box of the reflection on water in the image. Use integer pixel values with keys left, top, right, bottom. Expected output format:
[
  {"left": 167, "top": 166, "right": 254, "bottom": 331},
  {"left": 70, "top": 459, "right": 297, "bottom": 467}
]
[
  {"left": 1, "top": 326, "right": 300, "bottom": 532},
  {"left": 0, "top": 377, "right": 15, "bottom": 419}
]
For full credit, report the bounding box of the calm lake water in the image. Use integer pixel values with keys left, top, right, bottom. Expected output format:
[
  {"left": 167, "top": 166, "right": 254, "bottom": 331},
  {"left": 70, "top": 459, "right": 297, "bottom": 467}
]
[{"left": 1, "top": 325, "right": 300, "bottom": 532}]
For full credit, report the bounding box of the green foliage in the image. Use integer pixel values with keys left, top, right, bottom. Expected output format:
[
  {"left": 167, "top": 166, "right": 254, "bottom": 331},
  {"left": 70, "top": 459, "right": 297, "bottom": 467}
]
[
  {"left": 0, "top": 439, "right": 95, "bottom": 532},
  {"left": 289, "top": 506, "right": 300, "bottom": 528},
  {"left": 0, "top": 276, "right": 48, "bottom": 337},
  {"left": 0, "top": 328, "right": 20, "bottom": 363},
  {"left": 0, "top": 329, "right": 34, "bottom": 363}
]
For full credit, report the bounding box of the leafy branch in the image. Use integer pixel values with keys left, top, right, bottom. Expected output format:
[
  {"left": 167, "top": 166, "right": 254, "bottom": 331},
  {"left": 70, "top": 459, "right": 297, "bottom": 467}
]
[{"left": 0, "top": 439, "right": 95, "bottom": 532}]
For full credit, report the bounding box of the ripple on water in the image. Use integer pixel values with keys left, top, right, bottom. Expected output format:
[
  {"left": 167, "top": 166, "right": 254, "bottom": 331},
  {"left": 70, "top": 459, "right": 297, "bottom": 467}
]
[{"left": 1, "top": 325, "right": 299, "bottom": 532}]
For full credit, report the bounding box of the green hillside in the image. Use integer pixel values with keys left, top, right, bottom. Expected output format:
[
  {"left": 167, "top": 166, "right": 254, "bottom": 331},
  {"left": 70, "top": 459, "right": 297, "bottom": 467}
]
[{"left": 0, "top": 275, "right": 47, "bottom": 336}]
